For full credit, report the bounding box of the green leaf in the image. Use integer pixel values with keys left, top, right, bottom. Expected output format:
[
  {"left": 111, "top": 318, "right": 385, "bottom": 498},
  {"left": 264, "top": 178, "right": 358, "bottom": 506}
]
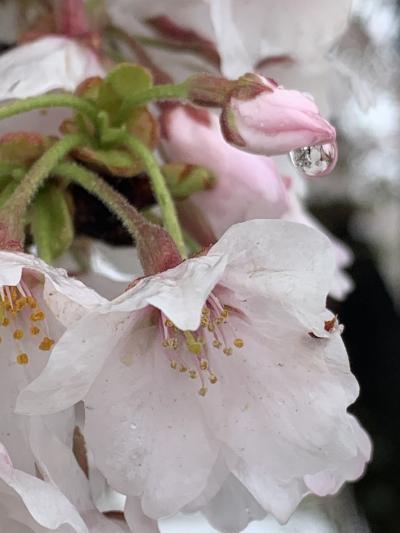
[
  {"left": 105, "top": 63, "right": 153, "bottom": 99},
  {"left": 31, "top": 183, "right": 74, "bottom": 263},
  {"left": 98, "top": 64, "right": 153, "bottom": 124}
]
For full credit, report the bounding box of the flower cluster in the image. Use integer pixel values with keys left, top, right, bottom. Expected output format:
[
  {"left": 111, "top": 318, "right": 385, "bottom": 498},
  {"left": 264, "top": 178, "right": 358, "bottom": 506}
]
[{"left": 0, "top": 1, "right": 371, "bottom": 531}]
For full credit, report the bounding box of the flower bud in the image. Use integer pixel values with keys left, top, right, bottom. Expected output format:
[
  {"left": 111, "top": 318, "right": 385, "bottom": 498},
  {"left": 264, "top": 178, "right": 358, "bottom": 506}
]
[{"left": 220, "top": 74, "right": 336, "bottom": 157}]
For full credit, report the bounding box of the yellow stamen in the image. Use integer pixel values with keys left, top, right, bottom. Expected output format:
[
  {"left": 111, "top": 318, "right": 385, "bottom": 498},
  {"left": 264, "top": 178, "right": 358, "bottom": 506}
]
[
  {"left": 223, "top": 347, "right": 233, "bottom": 356},
  {"left": 234, "top": 338, "right": 244, "bottom": 348},
  {"left": 170, "top": 360, "right": 178, "bottom": 369},
  {"left": 209, "top": 374, "right": 218, "bottom": 384},
  {"left": 199, "top": 359, "right": 208, "bottom": 370},
  {"left": 31, "top": 310, "right": 45, "bottom": 322},
  {"left": 30, "top": 326, "right": 40, "bottom": 336},
  {"left": 2, "top": 317, "right": 10, "bottom": 327},
  {"left": 13, "top": 329, "right": 24, "bottom": 340},
  {"left": 38, "top": 337, "right": 55, "bottom": 351},
  {"left": 16, "top": 353, "right": 29, "bottom": 365},
  {"left": 188, "top": 370, "right": 198, "bottom": 379},
  {"left": 198, "top": 387, "right": 208, "bottom": 397},
  {"left": 184, "top": 331, "right": 202, "bottom": 355}
]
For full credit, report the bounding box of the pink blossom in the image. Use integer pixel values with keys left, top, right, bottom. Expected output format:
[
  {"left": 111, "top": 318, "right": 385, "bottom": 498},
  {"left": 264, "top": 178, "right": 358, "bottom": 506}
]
[
  {"left": 17, "top": 220, "right": 370, "bottom": 525},
  {"left": 221, "top": 75, "right": 336, "bottom": 156},
  {"left": 162, "top": 105, "right": 288, "bottom": 238}
]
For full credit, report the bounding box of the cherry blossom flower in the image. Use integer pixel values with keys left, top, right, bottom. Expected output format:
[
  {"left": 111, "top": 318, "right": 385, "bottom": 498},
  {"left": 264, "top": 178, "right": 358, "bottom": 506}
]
[
  {"left": 0, "top": 250, "right": 106, "bottom": 473},
  {"left": 161, "top": 104, "right": 288, "bottom": 239},
  {"left": 221, "top": 75, "right": 336, "bottom": 157},
  {"left": 17, "top": 219, "right": 371, "bottom": 525}
]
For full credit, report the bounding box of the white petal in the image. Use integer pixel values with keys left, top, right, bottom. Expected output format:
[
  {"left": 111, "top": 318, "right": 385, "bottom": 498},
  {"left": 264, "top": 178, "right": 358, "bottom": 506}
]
[
  {"left": 16, "top": 306, "right": 136, "bottom": 415},
  {"left": 209, "top": 219, "right": 335, "bottom": 331},
  {"left": 202, "top": 319, "right": 369, "bottom": 522},
  {"left": 0, "top": 36, "right": 105, "bottom": 100},
  {"left": 112, "top": 253, "right": 227, "bottom": 331},
  {"left": 0, "top": 443, "right": 89, "bottom": 532},
  {"left": 84, "top": 327, "right": 219, "bottom": 518},
  {"left": 125, "top": 497, "right": 160, "bottom": 533}
]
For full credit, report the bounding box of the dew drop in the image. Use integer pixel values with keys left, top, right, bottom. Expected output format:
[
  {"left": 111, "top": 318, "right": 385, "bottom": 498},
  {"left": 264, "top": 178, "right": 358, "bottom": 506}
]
[{"left": 289, "top": 142, "right": 338, "bottom": 177}]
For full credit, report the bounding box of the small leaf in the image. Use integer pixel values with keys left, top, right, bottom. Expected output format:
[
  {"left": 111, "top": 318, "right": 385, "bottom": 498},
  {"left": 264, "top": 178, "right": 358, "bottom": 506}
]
[
  {"left": 105, "top": 63, "right": 153, "bottom": 99},
  {"left": 98, "top": 64, "right": 153, "bottom": 124},
  {"left": 162, "top": 162, "right": 216, "bottom": 198},
  {"left": 70, "top": 146, "right": 144, "bottom": 177},
  {"left": 31, "top": 183, "right": 74, "bottom": 263},
  {"left": 0, "top": 133, "right": 53, "bottom": 165}
]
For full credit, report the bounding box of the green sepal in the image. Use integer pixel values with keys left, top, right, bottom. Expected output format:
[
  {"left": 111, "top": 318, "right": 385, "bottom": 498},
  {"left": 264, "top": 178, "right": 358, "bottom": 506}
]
[
  {"left": 0, "top": 181, "right": 19, "bottom": 209},
  {"left": 31, "top": 183, "right": 74, "bottom": 263},
  {"left": 162, "top": 162, "right": 216, "bottom": 199}
]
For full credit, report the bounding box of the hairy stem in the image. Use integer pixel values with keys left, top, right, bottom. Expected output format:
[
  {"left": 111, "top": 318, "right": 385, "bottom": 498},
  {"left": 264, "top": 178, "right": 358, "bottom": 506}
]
[
  {"left": 54, "top": 161, "right": 145, "bottom": 241},
  {"left": 2, "top": 133, "right": 87, "bottom": 216},
  {"left": 0, "top": 93, "right": 99, "bottom": 127},
  {"left": 116, "top": 82, "right": 188, "bottom": 123},
  {"left": 122, "top": 134, "right": 187, "bottom": 257}
]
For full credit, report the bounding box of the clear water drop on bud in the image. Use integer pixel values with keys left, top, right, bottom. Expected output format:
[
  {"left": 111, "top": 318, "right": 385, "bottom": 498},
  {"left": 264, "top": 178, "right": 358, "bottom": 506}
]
[{"left": 289, "top": 142, "right": 338, "bottom": 177}]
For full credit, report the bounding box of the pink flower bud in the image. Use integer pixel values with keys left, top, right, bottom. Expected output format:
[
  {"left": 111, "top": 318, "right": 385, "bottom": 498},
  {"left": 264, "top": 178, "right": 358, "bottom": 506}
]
[{"left": 221, "top": 75, "right": 336, "bottom": 157}]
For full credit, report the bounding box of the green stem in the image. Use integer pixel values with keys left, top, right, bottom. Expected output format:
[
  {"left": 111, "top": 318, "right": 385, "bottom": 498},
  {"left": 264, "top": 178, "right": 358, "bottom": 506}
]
[
  {"left": 122, "top": 134, "right": 187, "bottom": 257},
  {"left": 53, "top": 161, "right": 145, "bottom": 241},
  {"left": 2, "top": 133, "right": 87, "bottom": 217},
  {"left": 0, "top": 93, "right": 99, "bottom": 127},
  {"left": 116, "top": 82, "right": 188, "bottom": 123}
]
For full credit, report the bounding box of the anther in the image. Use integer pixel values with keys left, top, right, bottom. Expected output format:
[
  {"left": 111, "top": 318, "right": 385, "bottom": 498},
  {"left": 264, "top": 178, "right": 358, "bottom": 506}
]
[
  {"left": 223, "top": 347, "right": 233, "bottom": 356},
  {"left": 170, "top": 360, "right": 178, "bottom": 370},
  {"left": 179, "top": 365, "right": 188, "bottom": 373},
  {"left": 38, "top": 337, "right": 55, "bottom": 351},
  {"left": 199, "top": 359, "right": 209, "bottom": 370},
  {"left": 212, "top": 340, "right": 222, "bottom": 349},
  {"left": 234, "top": 338, "right": 244, "bottom": 348},
  {"left": 209, "top": 374, "right": 218, "bottom": 384},
  {"left": 16, "top": 353, "right": 29, "bottom": 365},
  {"left": 188, "top": 370, "right": 198, "bottom": 379},
  {"left": 30, "top": 326, "right": 40, "bottom": 336},
  {"left": 13, "top": 329, "right": 24, "bottom": 340},
  {"left": 31, "top": 310, "right": 45, "bottom": 322},
  {"left": 2, "top": 317, "right": 10, "bottom": 327},
  {"left": 198, "top": 387, "right": 208, "bottom": 397}
]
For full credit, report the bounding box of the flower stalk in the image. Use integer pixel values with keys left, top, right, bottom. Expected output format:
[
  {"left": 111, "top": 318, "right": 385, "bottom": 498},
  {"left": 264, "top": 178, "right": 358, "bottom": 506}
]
[
  {"left": 122, "top": 133, "right": 187, "bottom": 257},
  {"left": 53, "top": 161, "right": 182, "bottom": 275},
  {"left": 0, "top": 93, "right": 99, "bottom": 128},
  {"left": 0, "top": 133, "right": 87, "bottom": 246}
]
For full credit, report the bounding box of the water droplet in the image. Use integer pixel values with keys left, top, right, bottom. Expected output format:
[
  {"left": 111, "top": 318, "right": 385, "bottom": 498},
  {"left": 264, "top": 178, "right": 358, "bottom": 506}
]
[{"left": 289, "top": 142, "right": 338, "bottom": 177}]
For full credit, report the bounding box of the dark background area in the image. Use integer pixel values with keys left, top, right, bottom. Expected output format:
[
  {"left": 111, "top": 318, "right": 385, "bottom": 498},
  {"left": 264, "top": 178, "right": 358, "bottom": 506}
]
[{"left": 315, "top": 203, "right": 400, "bottom": 533}]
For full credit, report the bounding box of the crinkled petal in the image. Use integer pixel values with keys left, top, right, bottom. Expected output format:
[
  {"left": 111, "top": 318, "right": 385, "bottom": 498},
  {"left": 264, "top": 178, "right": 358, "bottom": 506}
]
[
  {"left": 112, "top": 253, "right": 227, "bottom": 331},
  {"left": 0, "top": 251, "right": 107, "bottom": 327},
  {"left": 209, "top": 219, "right": 335, "bottom": 331},
  {"left": 201, "top": 318, "right": 370, "bottom": 523}
]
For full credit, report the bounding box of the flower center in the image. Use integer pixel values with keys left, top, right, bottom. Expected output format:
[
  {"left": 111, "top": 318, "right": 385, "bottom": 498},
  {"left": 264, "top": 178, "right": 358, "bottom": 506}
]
[
  {"left": 0, "top": 281, "right": 55, "bottom": 365},
  {"left": 159, "top": 293, "right": 244, "bottom": 396}
]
